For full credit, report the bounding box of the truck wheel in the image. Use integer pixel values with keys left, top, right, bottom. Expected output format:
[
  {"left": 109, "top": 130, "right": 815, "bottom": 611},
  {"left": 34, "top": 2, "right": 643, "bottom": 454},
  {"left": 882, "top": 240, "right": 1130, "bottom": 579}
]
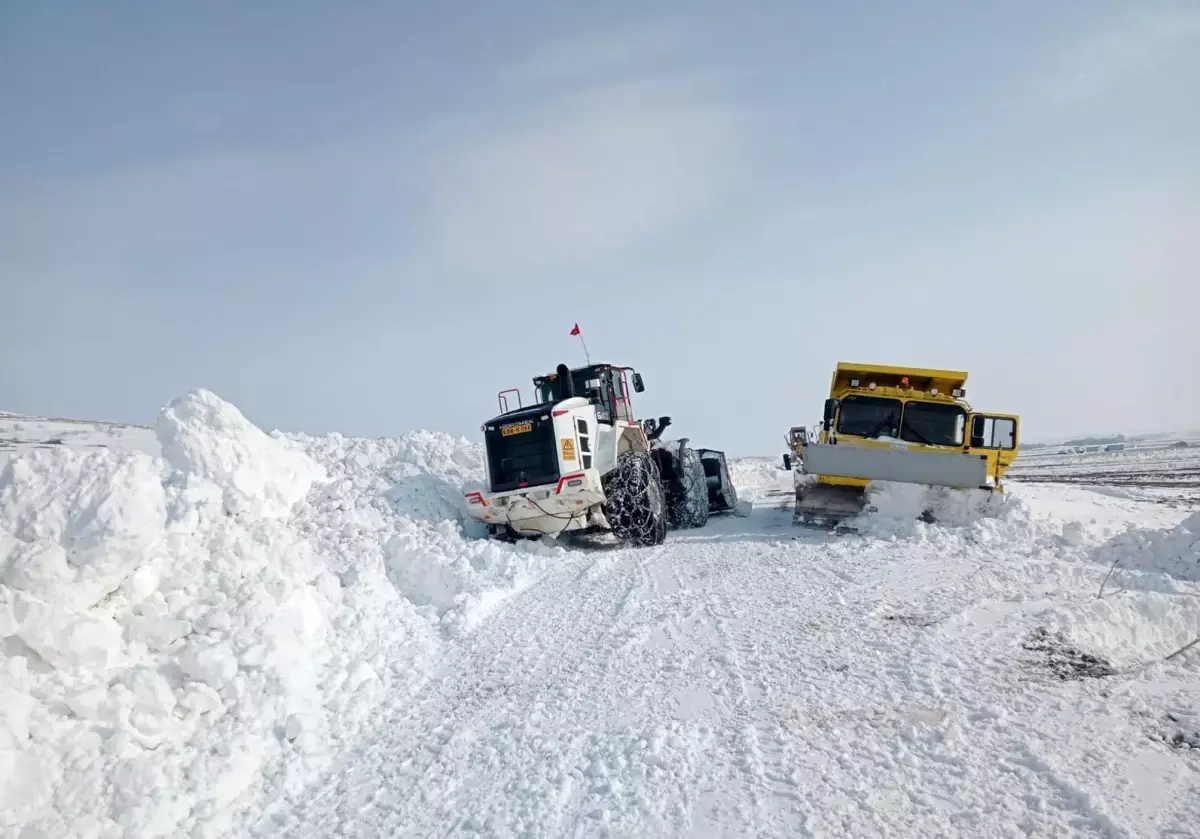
[
  {"left": 670, "top": 446, "right": 710, "bottom": 529},
  {"left": 603, "top": 451, "right": 667, "bottom": 547}
]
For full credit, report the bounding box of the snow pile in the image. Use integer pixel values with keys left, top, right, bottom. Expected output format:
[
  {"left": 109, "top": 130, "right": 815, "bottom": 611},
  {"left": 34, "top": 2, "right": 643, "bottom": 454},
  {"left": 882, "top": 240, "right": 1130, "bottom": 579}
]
[
  {"left": 1090, "top": 511, "right": 1200, "bottom": 584},
  {"left": 158, "top": 390, "right": 325, "bottom": 519},
  {"left": 0, "top": 390, "right": 441, "bottom": 839},
  {"left": 288, "top": 430, "right": 559, "bottom": 636},
  {"left": 287, "top": 429, "right": 484, "bottom": 529},
  {"left": 384, "top": 519, "right": 564, "bottom": 634},
  {"left": 1039, "top": 590, "right": 1200, "bottom": 669},
  {"left": 0, "top": 448, "right": 167, "bottom": 614},
  {"left": 851, "top": 481, "right": 1020, "bottom": 538},
  {"left": 727, "top": 456, "right": 788, "bottom": 501}
]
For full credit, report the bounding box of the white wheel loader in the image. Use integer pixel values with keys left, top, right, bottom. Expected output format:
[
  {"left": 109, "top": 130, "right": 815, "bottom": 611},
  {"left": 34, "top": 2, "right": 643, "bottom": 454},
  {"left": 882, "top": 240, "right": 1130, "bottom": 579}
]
[{"left": 463, "top": 362, "right": 738, "bottom": 547}]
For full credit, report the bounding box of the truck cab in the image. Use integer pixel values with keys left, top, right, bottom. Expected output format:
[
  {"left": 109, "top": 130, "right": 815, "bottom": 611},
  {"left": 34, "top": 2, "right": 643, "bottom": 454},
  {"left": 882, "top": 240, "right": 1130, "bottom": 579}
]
[{"left": 790, "top": 361, "right": 1022, "bottom": 527}]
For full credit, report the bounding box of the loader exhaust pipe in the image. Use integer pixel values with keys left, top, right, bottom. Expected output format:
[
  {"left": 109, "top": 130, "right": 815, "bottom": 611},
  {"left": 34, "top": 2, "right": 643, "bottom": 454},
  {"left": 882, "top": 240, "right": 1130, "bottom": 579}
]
[{"left": 557, "top": 363, "right": 574, "bottom": 398}]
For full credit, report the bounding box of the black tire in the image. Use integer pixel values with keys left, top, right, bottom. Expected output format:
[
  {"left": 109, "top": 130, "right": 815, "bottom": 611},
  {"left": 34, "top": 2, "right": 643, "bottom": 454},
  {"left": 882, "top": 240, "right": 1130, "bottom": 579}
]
[
  {"left": 669, "top": 446, "right": 710, "bottom": 529},
  {"left": 487, "top": 524, "right": 521, "bottom": 542},
  {"left": 603, "top": 450, "right": 667, "bottom": 547}
]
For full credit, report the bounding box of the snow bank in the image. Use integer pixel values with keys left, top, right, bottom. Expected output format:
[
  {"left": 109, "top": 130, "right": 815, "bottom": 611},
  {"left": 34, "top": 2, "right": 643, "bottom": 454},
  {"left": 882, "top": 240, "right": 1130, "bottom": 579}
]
[
  {"left": 1090, "top": 511, "right": 1200, "bottom": 585},
  {"left": 1039, "top": 591, "right": 1200, "bottom": 669},
  {"left": 286, "top": 429, "right": 559, "bottom": 635},
  {"left": 0, "top": 391, "right": 453, "bottom": 839}
]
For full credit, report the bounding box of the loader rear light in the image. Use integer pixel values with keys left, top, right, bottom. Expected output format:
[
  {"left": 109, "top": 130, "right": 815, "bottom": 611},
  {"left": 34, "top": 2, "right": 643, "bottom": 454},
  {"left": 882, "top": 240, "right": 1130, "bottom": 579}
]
[
  {"left": 552, "top": 409, "right": 569, "bottom": 417},
  {"left": 465, "top": 491, "right": 486, "bottom": 506},
  {"left": 868, "top": 382, "right": 877, "bottom": 390},
  {"left": 554, "top": 472, "right": 586, "bottom": 493},
  {"left": 850, "top": 379, "right": 860, "bottom": 387},
  {"left": 930, "top": 388, "right": 939, "bottom": 396},
  {"left": 952, "top": 388, "right": 964, "bottom": 397}
]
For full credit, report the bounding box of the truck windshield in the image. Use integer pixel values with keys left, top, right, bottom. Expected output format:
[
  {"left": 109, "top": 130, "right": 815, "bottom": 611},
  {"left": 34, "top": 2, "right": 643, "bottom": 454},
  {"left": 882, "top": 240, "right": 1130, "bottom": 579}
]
[
  {"left": 900, "top": 401, "right": 966, "bottom": 446},
  {"left": 836, "top": 395, "right": 901, "bottom": 438}
]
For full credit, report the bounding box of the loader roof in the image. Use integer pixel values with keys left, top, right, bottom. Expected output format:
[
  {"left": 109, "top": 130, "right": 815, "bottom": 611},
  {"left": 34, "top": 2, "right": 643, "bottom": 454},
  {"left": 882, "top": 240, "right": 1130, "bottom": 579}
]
[{"left": 832, "top": 362, "right": 968, "bottom": 393}]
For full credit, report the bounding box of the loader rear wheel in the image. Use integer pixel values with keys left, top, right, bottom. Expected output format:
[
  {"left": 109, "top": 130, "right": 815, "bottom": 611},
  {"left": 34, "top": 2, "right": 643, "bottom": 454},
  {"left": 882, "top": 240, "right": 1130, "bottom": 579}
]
[
  {"left": 603, "top": 451, "right": 667, "bottom": 547},
  {"left": 670, "top": 446, "right": 710, "bottom": 529}
]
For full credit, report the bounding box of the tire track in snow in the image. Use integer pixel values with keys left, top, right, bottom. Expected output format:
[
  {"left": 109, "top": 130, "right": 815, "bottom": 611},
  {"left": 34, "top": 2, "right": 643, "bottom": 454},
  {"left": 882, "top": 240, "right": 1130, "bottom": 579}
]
[{"left": 270, "top": 546, "right": 709, "bottom": 838}]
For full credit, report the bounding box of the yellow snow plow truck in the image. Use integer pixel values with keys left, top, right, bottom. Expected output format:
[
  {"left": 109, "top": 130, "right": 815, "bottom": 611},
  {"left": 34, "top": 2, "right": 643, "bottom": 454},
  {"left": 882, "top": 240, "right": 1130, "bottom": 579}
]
[{"left": 782, "top": 362, "right": 1019, "bottom": 527}]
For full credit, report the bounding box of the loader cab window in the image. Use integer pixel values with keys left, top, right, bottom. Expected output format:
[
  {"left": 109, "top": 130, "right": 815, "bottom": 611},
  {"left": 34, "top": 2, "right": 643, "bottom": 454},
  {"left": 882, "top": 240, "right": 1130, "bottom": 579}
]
[
  {"left": 899, "top": 401, "right": 966, "bottom": 447},
  {"left": 537, "top": 365, "right": 629, "bottom": 423},
  {"left": 836, "top": 395, "right": 901, "bottom": 439},
  {"left": 535, "top": 367, "right": 603, "bottom": 405}
]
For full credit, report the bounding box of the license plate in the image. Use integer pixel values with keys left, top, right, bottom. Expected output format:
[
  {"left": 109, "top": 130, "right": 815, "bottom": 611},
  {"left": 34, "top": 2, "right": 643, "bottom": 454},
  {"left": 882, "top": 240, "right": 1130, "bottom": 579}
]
[{"left": 501, "top": 422, "right": 533, "bottom": 437}]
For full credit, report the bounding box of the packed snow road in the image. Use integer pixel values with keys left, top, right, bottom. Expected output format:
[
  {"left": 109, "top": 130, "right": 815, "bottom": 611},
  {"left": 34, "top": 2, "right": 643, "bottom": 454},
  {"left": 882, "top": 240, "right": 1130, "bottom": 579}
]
[
  {"left": 269, "top": 493, "right": 1199, "bottom": 838},
  {"left": 2, "top": 401, "right": 1199, "bottom": 839}
]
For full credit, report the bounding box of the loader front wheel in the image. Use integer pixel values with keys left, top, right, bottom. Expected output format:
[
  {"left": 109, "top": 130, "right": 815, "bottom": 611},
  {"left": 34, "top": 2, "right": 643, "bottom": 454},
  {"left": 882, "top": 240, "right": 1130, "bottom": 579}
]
[
  {"left": 604, "top": 451, "right": 667, "bottom": 547},
  {"left": 670, "top": 446, "right": 710, "bottom": 529}
]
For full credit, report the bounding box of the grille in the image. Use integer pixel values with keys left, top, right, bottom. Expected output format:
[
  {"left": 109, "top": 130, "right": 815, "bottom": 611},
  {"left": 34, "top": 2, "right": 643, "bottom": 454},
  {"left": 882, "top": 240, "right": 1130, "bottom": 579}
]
[{"left": 485, "top": 417, "right": 560, "bottom": 493}]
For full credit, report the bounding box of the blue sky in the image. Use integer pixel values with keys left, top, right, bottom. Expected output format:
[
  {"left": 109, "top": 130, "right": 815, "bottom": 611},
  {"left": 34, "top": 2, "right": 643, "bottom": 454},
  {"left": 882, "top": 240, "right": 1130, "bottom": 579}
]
[{"left": 2, "top": 1, "right": 1197, "bottom": 454}]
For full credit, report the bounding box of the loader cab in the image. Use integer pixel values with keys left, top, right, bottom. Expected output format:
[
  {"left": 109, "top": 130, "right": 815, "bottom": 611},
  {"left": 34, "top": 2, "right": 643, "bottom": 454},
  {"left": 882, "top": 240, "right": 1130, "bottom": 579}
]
[{"left": 534, "top": 363, "right": 644, "bottom": 425}]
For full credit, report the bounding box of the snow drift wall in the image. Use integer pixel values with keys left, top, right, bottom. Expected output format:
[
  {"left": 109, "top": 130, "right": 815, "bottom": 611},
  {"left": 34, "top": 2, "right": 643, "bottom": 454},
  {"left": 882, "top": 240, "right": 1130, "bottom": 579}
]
[
  {"left": 1091, "top": 511, "right": 1200, "bottom": 585},
  {"left": 0, "top": 390, "right": 524, "bottom": 839}
]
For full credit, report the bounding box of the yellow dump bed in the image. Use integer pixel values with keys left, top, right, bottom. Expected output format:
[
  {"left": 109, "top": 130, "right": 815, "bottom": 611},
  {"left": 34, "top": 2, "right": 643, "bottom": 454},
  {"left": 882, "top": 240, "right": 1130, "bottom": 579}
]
[{"left": 831, "top": 362, "right": 968, "bottom": 395}]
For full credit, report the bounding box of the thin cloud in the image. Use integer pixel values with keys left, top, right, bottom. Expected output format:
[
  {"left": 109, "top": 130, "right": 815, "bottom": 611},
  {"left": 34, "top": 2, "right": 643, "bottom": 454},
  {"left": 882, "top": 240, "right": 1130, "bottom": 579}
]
[
  {"left": 1043, "top": 7, "right": 1200, "bottom": 105},
  {"left": 504, "top": 22, "right": 694, "bottom": 85},
  {"left": 421, "top": 75, "right": 751, "bottom": 275}
]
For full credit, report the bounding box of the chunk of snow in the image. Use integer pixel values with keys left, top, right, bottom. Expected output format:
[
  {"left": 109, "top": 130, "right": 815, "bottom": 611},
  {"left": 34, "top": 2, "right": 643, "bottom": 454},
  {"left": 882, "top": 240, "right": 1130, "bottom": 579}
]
[
  {"left": 179, "top": 640, "right": 239, "bottom": 689},
  {"left": 0, "top": 447, "right": 167, "bottom": 611},
  {"left": 156, "top": 389, "right": 326, "bottom": 519}
]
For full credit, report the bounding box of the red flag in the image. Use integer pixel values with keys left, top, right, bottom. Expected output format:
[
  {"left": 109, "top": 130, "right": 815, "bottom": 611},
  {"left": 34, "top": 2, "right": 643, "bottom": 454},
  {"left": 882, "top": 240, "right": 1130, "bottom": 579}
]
[{"left": 569, "top": 323, "right": 581, "bottom": 336}]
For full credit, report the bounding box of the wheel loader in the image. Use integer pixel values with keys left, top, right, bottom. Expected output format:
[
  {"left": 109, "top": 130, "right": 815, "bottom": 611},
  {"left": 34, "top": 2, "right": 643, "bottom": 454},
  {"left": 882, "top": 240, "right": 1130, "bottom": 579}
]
[
  {"left": 464, "top": 362, "right": 738, "bottom": 547},
  {"left": 781, "top": 362, "right": 1020, "bottom": 527}
]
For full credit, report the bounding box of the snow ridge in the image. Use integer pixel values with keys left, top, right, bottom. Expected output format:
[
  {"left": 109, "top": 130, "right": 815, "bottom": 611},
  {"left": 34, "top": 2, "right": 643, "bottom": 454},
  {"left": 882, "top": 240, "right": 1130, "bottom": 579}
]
[{"left": 0, "top": 390, "right": 519, "bottom": 838}]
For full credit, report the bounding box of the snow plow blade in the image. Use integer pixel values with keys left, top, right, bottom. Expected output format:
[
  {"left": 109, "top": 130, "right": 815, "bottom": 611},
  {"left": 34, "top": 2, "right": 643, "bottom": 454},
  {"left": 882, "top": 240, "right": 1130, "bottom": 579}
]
[
  {"left": 802, "top": 442, "right": 991, "bottom": 489},
  {"left": 793, "top": 482, "right": 867, "bottom": 529}
]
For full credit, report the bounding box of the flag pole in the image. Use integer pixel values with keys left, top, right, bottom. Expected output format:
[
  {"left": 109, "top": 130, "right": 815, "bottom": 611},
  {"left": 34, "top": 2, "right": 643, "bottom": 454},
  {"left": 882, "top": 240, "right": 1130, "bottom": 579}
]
[{"left": 571, "top": 322, "right": 591, "bottom": 364}]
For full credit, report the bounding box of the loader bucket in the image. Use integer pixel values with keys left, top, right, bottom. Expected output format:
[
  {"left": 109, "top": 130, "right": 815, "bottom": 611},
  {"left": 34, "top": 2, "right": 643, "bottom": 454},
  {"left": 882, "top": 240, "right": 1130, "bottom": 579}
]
[
  {"left": 793, "top": 481, "right": 868, "bottom": 529},
  {"left": 695, "top": 448, "right": 739, "bottom": 513}
]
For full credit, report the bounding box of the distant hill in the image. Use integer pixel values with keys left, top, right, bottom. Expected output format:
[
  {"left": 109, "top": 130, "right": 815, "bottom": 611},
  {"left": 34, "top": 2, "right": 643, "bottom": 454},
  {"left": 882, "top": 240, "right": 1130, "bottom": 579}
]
[{"left": 1025, "top": 428, "right": 1199, "bottom": 447}]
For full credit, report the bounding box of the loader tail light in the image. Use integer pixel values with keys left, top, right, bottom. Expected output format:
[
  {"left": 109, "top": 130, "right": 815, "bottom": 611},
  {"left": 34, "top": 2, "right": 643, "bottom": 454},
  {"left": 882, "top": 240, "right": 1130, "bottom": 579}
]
[
  {"left": 850, "top": 379, "right": 860, "bottom": 387},
  {"left": 554, "top": 473, "right": 586, "bottom": 493}
]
